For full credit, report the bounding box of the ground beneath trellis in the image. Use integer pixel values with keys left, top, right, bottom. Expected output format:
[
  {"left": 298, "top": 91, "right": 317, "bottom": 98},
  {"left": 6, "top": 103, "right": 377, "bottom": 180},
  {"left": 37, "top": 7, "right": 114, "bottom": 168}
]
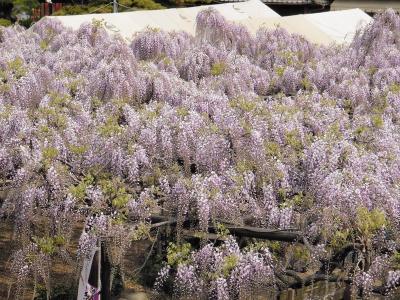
[
  {"left": 0, "top": 220, "right": 15, "bottom": 299},
  {"left": 0, "top": 220, "right": 155, "bottom": 300},
  {"left": 0, "top": 220, "right": 395, "bottom": 300}
]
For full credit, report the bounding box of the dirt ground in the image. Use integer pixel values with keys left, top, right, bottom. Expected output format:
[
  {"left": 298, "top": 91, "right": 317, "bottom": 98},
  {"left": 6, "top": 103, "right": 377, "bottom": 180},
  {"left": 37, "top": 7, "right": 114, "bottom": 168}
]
[
  {"left": 0, "top": 220, "right": 80, "bottom": 300},
  {"left": 0, "top": 220, "right": 16, "bottom": 299}
]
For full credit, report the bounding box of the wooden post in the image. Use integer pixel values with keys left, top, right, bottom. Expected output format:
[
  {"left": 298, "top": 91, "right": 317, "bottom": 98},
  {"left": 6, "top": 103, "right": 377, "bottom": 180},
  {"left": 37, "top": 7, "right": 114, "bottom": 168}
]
[
  {"left": 100, "top": 241, "right": 112, "bottom": 300},
  {"left": 286, "top": 288, "right": 295, "bottom": 300},
  {"left": 98, "top": 239, "right": 101, "bottom": 297},
  {"left": 77, "top": 247, "right": 97, "bottom": 300}
]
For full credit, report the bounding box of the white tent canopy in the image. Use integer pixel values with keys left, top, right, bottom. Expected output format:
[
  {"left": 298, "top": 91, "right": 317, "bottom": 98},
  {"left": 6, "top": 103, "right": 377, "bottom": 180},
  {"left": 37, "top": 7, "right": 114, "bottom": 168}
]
[
  {"left": 243, "top": 15, "right": 336, "bottom": 45},
  {"left": 302, "top": 8, "right": 372, "bottom": 44},
  {"left": 47, "top": 0, "right": 372, "bottom": 45},
  {"left": 236, "top": 8, "right": 372, "bottom": 45},
  {"left": 47, "top": 0, "right": 279, "bottom": 41}
]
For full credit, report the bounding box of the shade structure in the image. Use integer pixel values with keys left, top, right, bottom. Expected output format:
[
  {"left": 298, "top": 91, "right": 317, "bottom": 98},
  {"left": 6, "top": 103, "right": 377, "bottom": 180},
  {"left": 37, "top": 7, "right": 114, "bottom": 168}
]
[
  {"left": 239, "top": 15, "right": 335, "bottom": 45},
  {"left": 46, "top": 0, "right": 279, "bottom": 41},
  {"left": 236, "top": 8, "right": 372, "bottom": 45},
  {"left": 46, "top": 0, "right": 372, "bottom": 45},
  {"left": 302, "top": 8, "right": 372, "bottom": 44}
]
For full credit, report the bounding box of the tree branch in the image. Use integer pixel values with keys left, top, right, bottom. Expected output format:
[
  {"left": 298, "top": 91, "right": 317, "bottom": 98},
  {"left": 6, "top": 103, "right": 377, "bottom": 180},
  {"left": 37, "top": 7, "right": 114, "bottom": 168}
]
[
  {"left": 284, "top": 270, "right": 352, "bottom": 289},
  {"left": 149, "top": 215, "right": 302, "bottom": 243}
]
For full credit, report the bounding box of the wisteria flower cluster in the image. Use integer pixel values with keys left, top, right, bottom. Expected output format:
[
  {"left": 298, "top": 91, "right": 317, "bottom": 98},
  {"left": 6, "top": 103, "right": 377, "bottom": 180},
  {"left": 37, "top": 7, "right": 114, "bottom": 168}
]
[
  {"left": 0, "top": 6, "right": 400, "bottom": 298},
  {"left": 155, "top": 237, "right": 275, "bottom": 299}
]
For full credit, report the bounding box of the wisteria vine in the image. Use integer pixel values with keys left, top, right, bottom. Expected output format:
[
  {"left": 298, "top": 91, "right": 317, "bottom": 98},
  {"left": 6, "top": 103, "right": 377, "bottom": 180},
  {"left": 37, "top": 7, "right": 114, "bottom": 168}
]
[{"left": 1, "top": 7, "right": 400, "bottom": 299}]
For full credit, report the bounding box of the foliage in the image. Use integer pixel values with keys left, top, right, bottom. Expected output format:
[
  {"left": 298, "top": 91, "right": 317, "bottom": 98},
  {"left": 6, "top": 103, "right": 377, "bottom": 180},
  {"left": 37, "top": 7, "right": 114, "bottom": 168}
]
[
  {"left": 52, "top": 5, "right": 112, "bottom": 16},
  {"left": 131, "top": 0, "right": 164, "bottom": 10},
  {"left": 356, "top": 207, "right": 387, "bottom": 239},
  {"left": 168, "top": 0, "right": 212, "bottom": 7},
  {"left": 11, "top": 0, "right": 39, "bottom": 20},
  {"left": 53, "top": 0, "right": 164, "bottom": 16},
  {"left": 167, "top": 242, "right": 192, "bottom": 267},
  {"left": 0, "top": 18, "right": 12, "bottom": 27},
  {"left": 210, "top": 62, "right": 226, "bottom": 76}
]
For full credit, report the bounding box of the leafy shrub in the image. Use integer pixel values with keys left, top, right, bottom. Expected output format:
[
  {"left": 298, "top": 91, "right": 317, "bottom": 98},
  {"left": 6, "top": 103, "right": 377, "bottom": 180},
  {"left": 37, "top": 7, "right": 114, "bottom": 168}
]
[
  {"left": 131, "top": 0, "right": 164, "bottom": 10},
  {"left": 0, "top": 18, "right": 12, "bottom": 27}
]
